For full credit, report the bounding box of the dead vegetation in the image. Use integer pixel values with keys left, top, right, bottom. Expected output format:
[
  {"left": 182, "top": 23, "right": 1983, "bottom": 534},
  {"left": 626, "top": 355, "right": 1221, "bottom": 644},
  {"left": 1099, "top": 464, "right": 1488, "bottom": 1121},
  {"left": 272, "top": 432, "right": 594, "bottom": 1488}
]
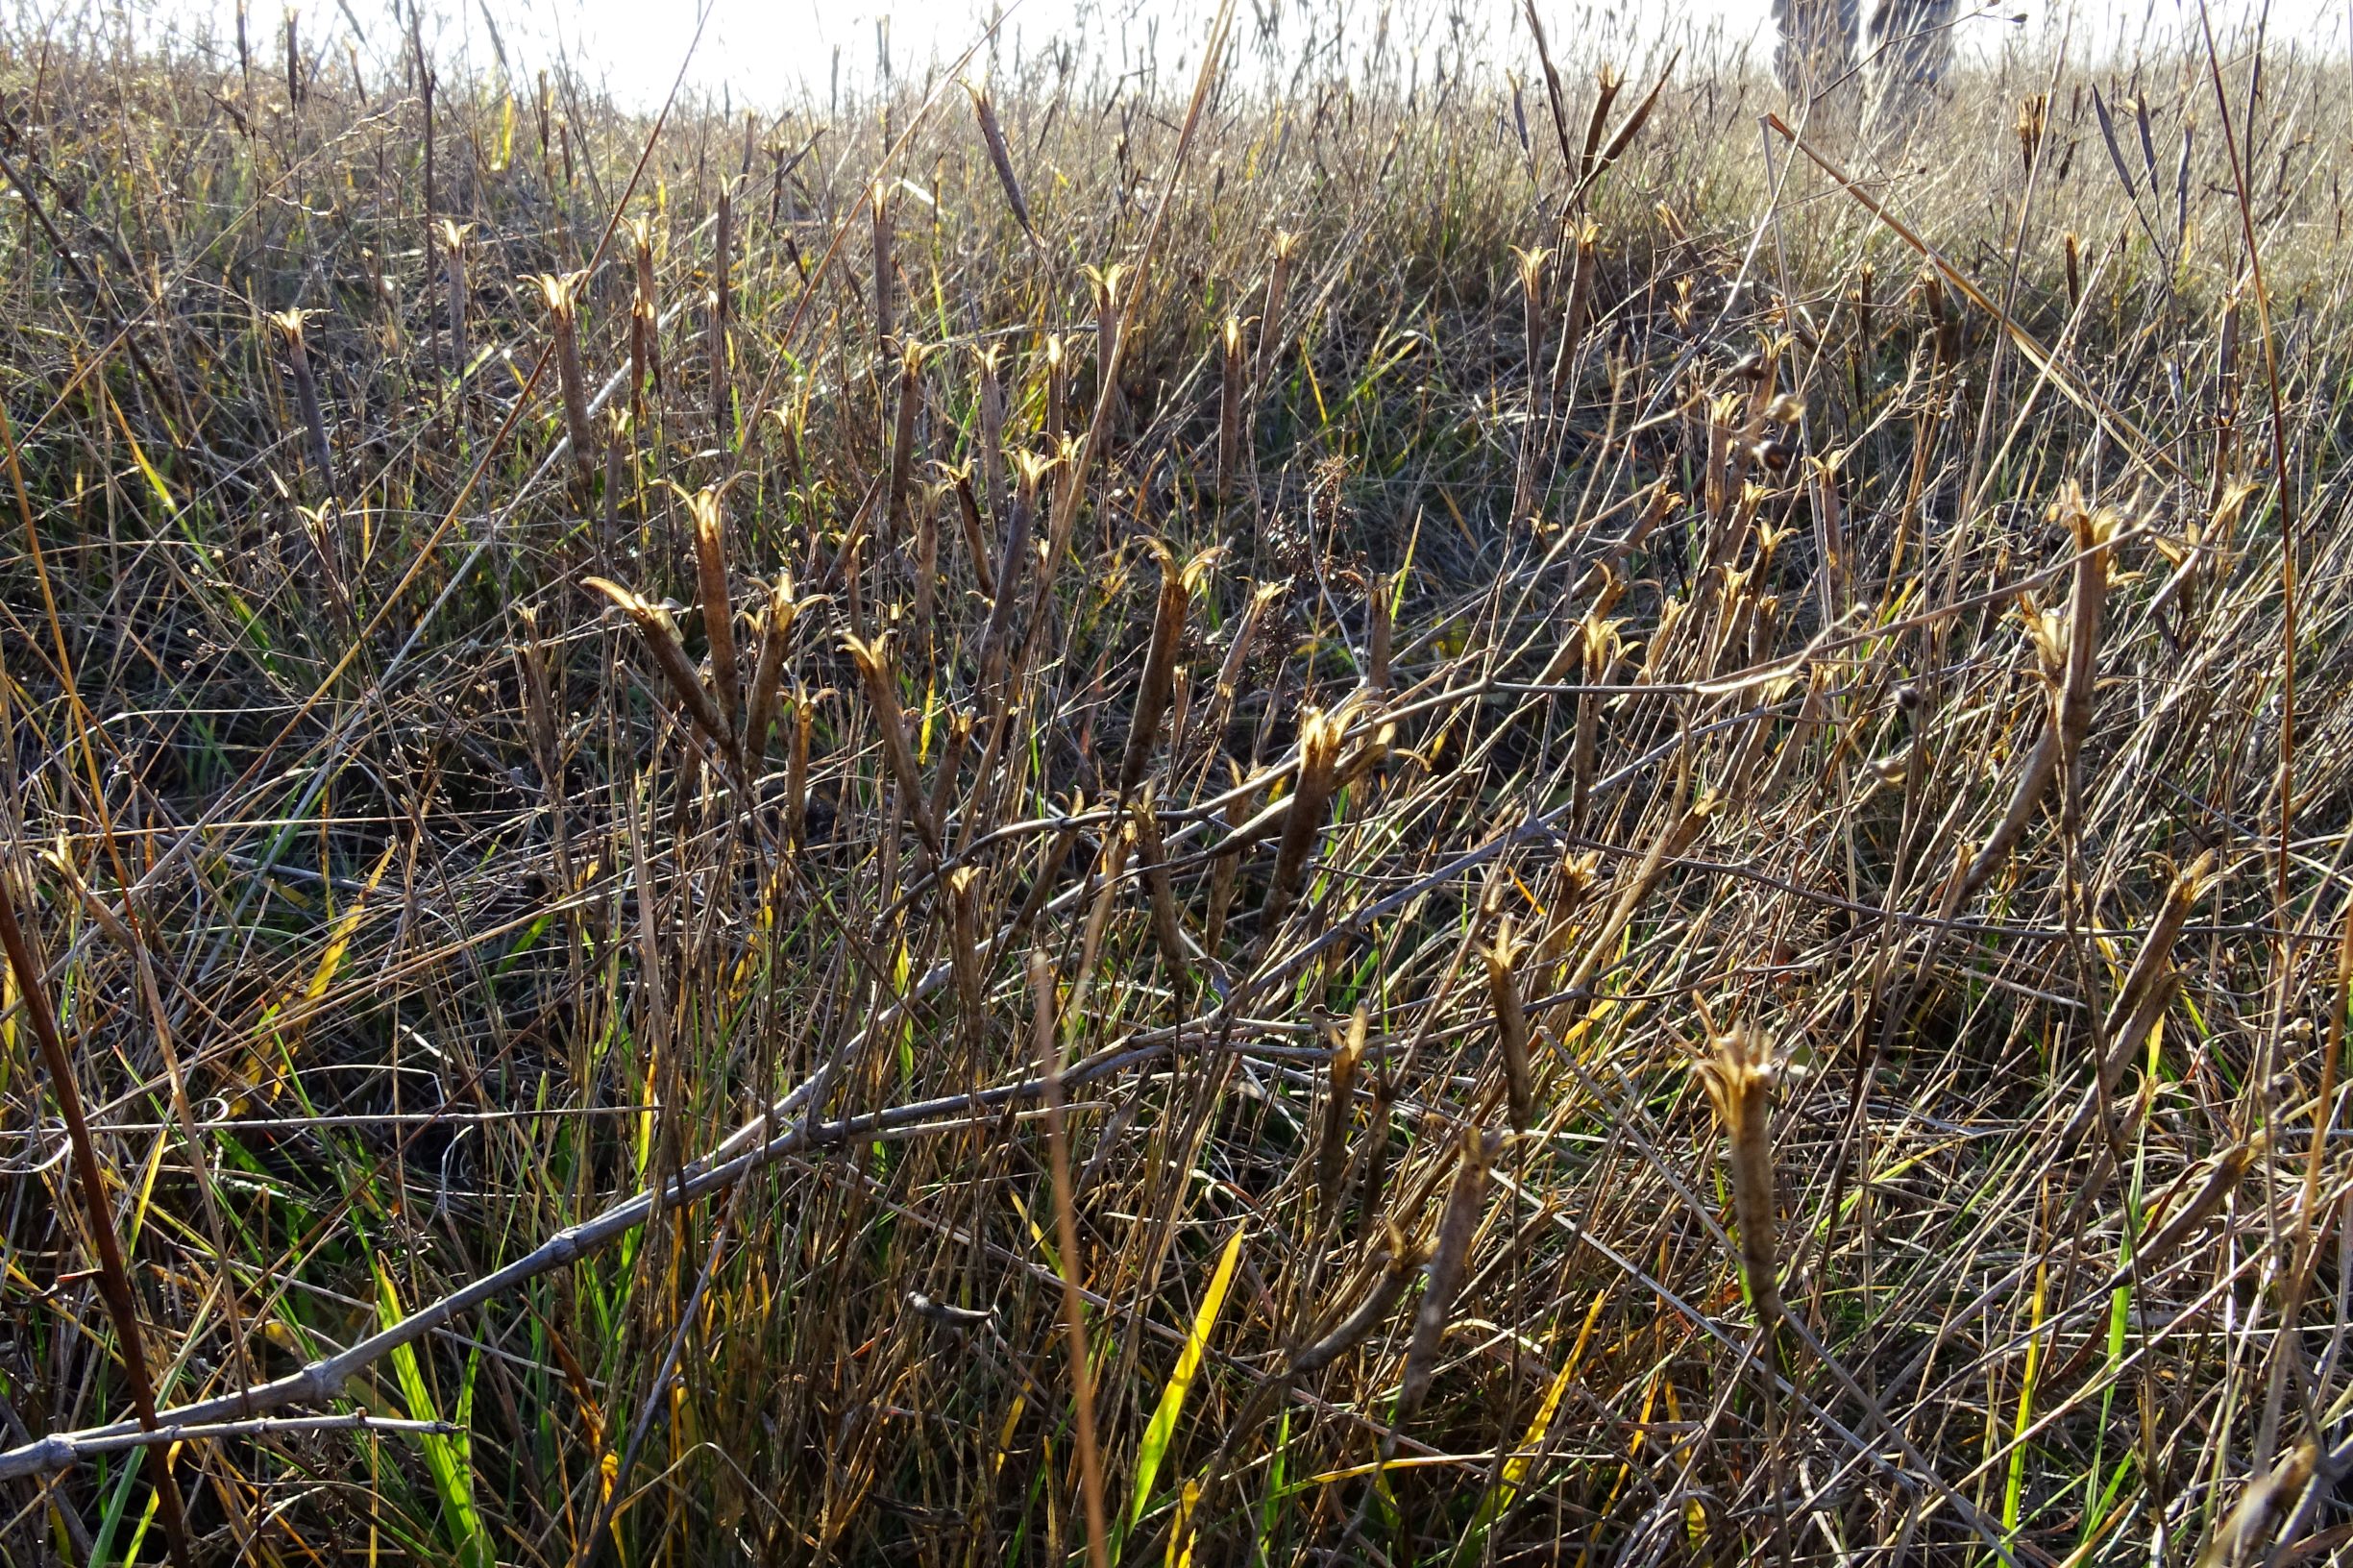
[{"left": 0, "top": 3, "right": 2348, "bottom": 1563}]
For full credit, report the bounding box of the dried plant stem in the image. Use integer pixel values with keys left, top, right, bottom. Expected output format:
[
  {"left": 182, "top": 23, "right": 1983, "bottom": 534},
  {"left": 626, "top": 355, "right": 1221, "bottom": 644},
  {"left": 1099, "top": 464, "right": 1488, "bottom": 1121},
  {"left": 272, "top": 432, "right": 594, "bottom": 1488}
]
[
  {"left": 0, "top": 856, "right": 195, "bottom": 1568},
  {"left": 1033, "top": 950, "right": 1111, "bottom": 1568},
  {"left": 1398, "top": 1123, "right": 1498, "bottom": 1421}
]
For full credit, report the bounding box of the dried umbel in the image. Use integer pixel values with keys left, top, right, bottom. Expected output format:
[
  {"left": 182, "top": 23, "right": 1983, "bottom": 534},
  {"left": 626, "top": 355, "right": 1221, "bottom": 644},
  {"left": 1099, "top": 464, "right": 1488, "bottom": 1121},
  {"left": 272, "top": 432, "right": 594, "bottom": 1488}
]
[
  {"left": 1695, "top": 1027, "right": 1782, "bottom": 1339},
  {"left": 271, "top": 308, "right": 338, "bottom": 500},
  {"left": 527, "top": 271, "right": 597, "bottom": 481}
]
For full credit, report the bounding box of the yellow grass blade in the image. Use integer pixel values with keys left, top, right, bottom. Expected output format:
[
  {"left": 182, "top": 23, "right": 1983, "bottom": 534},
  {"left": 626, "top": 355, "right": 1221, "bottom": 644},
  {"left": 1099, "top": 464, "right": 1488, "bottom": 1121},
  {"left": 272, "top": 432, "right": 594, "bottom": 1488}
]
[{"left": 1127, "top": 1223, "right": 1247, "bottom": 1533}]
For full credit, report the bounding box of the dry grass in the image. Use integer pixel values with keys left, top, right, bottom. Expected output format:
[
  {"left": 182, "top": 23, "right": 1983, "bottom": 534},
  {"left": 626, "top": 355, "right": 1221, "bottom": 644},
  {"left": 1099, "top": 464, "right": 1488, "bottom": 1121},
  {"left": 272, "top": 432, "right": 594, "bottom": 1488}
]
[{"left": 0, "top": 3, "right": 2349, "bottom": 1563}]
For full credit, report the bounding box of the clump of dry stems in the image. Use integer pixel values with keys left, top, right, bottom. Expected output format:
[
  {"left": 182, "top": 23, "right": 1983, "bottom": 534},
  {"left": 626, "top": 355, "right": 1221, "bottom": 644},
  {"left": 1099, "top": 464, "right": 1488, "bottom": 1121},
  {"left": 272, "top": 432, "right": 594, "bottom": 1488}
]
[{"left": 0, "top": 17, "right": 2347, "bottom": 1568}]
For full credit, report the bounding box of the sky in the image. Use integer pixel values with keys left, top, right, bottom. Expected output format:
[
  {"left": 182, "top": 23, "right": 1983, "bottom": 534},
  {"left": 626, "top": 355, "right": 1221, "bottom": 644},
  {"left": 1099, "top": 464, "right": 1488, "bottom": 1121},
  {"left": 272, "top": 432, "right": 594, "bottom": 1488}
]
[{"left": 113, "top": 0, "right": 2353, "bottom": 112}]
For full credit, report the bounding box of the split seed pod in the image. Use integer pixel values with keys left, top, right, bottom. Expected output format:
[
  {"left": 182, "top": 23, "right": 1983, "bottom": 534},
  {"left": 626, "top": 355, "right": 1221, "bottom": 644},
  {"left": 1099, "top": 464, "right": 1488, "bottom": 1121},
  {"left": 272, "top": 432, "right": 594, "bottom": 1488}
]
[
  {"left": 743, "top": 574, "right": 798, "bottom": 759},
  {"left": 1261, "top": 706, "right": 1349, "bottom": 942},
  {"left": 527, "top": 272, "right": 597, "bottom": 481},
  {"left": 1484, "top": 919, "right": 1534, "bottom": 1133},
  {"left": 1694, "top": 1027, "right": 1782, "bottom": 1337},
  {"left": 584, "top": 577, "right": 733, "bottom": 758},
  {"left": 679, "top": 485, "right": 742, "bottom": 733}
]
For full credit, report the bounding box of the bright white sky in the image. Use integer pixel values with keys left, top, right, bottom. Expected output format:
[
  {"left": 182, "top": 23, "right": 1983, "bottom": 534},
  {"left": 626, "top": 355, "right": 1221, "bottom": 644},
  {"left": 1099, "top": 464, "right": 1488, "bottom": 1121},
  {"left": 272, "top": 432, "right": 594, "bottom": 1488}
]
[{"left": 116, "top": 0, "right": 2353, "bottom": 111}]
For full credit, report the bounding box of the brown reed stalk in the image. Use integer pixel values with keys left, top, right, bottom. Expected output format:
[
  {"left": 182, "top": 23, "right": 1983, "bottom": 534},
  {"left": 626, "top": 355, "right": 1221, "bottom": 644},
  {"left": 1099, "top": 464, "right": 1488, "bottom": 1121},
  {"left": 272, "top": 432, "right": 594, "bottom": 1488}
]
[
  {"left": 975, "top": 342, "right": 1009, "bottom": 526},
  {"left": 1132, "top": 793, "right": 1188, "bottom": 976},
  {"left": 1259, "top": 706, "right": 1348, "bottom": 944},
  {"left": 1551, "top": 221, "right": 1598, "bottom": 391},
  {"left": 583, "top": 577, "right": 734, "bottom": 760},
  {"left": 438, "top": 219, "right": 471, "bottom": 380},
  {"left": 710, "top": 184, "right": 733, "bottom": 445},
  {"left": 914, "top": 481, "right": 941, "bottom": 630},
  {"left": 1344, "top": 1071, "right": 1395, "bottom": 1245},
  {"left": 2052, "top": 485, "right": 2116, "bottom": 836},
  {"left": 272, "top": 308, "right": 338, "bottom": 500},
  {"left": 1217, "top": 314, "right": 1246, "bottom": 502},
  {"left": 744, "top": 575, "right": 797, "bottom": 759},
  {"left": 1253, "top": 230, "right": 1298, "bottom": 395},
  {"left": 602, "top": 413, "right": 625, "bottom": 537},
  {"left": 627, "top": 217, "right": 663, "bottom": 420},
  {"left": 949, "top": 465, "right": 996, "bottom": 600},
  {"left": 1963, "top": 489, "right": 2112, "bottom": 894},
  {"left": 871, "top": 181, "right": 895, "bottom": 353},
  {"left": 1083, "top": 263, "right": 1127, "bottom": 431},
  {"left": 674, "top": 487, "right": 739, "bottom": 728},
  {"left": 923, "top": 710, "right": 971, "bottom": 850},
  {"left": 1398, "top": 1123, "right": 1499, "bottom": 1420},
  {"left": 946, "top": 866, "right": 985, "bottom": 1023},
  {"left": 1512, "top": 245, "right": 1550, "bottom": 520},
  {"left": 2096, "top": 851, "right": 2217, "bottom": 1093},
  {"left": 885, "top": 340, "right": 925, "bottom": 546},
  {"left": 1316, "top": 1003, "right": 1368, "bottom": 1222},
  {"left": 1043, "top": 332, "right": 1068, "bottom": 436},
  {"left": 527, "top": 273, "right": 597, "bottom": 482},
  {"left": 1031, "top": 949, "right": 1111, "bottom": 1568},
  {"left": 1577, "top": 62, "right": 1622, "bottom": 187},
  {"left": 844, "top": 632, "right": 940, "bottom": 855},
  {"left": 1207, "top": 579, "right": 1287, "bottom": 740},
  {"left": 1572, "top": 613, "right": 1621, "bottom": 827},
  {"left": 0, "top": 856, "right": 197, "bottom": 1568},
  {"left": 1290, "top": 1227, "right": 1418, "bottom": 1376},
  {"left": 966, "top": 83, "right": 1035, "bottom": 238},
  {"left": 1117, "top": 540, "right": 1189, "bottom": 800},
  {"left": 1695, "top": 1027, "right": 1782, "bottom": 1345},
  {"left": 1484, "top": 919, "right": 1534, "bottom": 1134},
  {"left": 785, "top": 685, "right": 816, "bottom": 849}
]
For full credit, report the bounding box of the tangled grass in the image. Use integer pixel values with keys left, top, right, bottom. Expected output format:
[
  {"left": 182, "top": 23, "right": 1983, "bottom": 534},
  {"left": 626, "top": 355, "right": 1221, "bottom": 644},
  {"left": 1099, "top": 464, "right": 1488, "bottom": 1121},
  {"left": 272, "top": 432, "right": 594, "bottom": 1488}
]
[{"left": 0, "top": 4, "right": 2349, "bottom": 1563}]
